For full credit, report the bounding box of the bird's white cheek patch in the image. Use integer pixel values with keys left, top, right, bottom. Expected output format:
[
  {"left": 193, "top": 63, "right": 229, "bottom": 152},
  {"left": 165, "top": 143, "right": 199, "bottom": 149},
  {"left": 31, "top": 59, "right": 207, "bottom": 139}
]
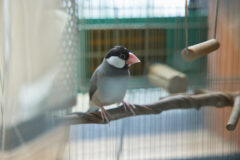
[{"left": 106, "top": 56, "right": 125, "bottom": 68}]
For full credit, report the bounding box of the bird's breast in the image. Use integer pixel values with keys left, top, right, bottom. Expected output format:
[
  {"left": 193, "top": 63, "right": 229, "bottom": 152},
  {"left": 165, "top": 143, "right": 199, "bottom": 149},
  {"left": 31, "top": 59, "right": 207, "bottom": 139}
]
[{"left": 97, "top": 76, "right": 128, "bottom": 105}]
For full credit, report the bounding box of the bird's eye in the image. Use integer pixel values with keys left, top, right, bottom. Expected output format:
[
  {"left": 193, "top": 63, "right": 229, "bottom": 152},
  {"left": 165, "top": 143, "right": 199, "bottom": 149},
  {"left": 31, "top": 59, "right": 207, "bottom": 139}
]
[{"left": 120, "top": 54, "right": 125, "bottom": 59}]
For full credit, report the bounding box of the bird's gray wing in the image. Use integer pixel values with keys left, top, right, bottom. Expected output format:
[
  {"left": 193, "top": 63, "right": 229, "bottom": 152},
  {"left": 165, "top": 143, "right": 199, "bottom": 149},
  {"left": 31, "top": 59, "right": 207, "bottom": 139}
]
[{"left": 89, "top": 69, "right": 99, "bottom": 100}]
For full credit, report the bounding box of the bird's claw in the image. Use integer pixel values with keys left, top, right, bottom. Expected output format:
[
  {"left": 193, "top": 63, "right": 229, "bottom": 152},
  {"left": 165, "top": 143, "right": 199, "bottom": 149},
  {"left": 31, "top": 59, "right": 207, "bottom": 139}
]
[
  {"left": 100, "top": 106, "right": 112, "bottom": 123},
  {"left": 122, "top": 101, "right": 136, "bottom": 115}
]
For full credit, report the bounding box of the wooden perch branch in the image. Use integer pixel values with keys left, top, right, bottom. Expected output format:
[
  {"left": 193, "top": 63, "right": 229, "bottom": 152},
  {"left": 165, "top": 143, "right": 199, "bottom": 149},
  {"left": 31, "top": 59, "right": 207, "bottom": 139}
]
[
  {"left": 61, "top": 91, "right": 240, "bottom": 129},
  {"left": 181, "top": 39, "right": 220, "bottom": 61},
  {"left": 226, "top": 95, "right": 240, "bottom": 130}
]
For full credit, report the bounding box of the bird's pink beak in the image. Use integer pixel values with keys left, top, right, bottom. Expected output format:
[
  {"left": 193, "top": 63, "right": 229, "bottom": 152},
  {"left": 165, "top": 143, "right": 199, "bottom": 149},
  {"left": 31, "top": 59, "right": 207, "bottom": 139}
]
[{"left": 126, "top": 52, "right": 141, "bottom": 65}]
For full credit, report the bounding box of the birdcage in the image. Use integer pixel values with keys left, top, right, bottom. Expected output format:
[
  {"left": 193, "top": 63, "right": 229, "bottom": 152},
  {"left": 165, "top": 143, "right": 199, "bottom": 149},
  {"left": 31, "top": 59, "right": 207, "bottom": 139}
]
[
  {"left": 70, "top": 0, "right": 240, "bottom": 159},
  {"left": 1, "top": 0, "right": 240, "bottom": 160}
]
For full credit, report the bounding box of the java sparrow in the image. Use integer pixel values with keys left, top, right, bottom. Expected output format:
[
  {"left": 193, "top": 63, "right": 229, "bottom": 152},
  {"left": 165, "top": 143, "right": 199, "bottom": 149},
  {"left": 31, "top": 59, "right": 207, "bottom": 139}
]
[{"left": 88, "top": 46, "right": 141, "bottom": 122}]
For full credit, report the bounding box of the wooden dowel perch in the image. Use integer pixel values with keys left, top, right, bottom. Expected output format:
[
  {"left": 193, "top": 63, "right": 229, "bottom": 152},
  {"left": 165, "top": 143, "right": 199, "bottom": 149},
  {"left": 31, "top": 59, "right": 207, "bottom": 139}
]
[
  {"left": 61, "top": 91, "right": 240, "bottom": 131},
  {"left": 148, "top": 64, "right": 188, "bottom": 93},
  {"left": 226, "top": 95, "right": 240, "bottom": 131},
  {"left": 181, "top": 39, "right": 220, "bottom": 61}
]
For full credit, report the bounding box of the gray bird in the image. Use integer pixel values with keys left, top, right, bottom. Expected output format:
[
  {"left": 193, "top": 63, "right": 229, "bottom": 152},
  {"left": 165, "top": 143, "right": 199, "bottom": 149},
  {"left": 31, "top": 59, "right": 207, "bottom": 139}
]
[{"left": 88, "top": 46, "right": 140, "bottom": 122}]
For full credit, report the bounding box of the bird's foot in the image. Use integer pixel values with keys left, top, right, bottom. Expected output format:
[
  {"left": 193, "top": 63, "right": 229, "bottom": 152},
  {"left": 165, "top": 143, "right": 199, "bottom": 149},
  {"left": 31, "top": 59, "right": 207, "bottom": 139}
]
[
  {"left": 100, "top": 106, "right": 112, "bottom": 123},
  {"left": 122, "top": 101, "right": 136, "bottom": 115}
]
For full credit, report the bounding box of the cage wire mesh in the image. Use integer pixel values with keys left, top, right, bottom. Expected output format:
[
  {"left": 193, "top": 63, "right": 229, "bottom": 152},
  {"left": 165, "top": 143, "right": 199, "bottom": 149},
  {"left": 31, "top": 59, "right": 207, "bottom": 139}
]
[
  {"left": 50, "top": 0, "right": 79, "bottom": 111},
  {"left": 0, "top": 0, "right": 78, "bottom": 158}
]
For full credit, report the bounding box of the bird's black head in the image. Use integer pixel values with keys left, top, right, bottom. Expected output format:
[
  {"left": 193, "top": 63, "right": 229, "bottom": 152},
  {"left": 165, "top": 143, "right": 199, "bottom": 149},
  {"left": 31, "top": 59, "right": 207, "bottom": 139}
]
[
  {"left": 105, "top": 46, "right": 140, "bottom": 69},
  {"left": 105, "top": 46, "right": 129, "bottom": 61}
]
